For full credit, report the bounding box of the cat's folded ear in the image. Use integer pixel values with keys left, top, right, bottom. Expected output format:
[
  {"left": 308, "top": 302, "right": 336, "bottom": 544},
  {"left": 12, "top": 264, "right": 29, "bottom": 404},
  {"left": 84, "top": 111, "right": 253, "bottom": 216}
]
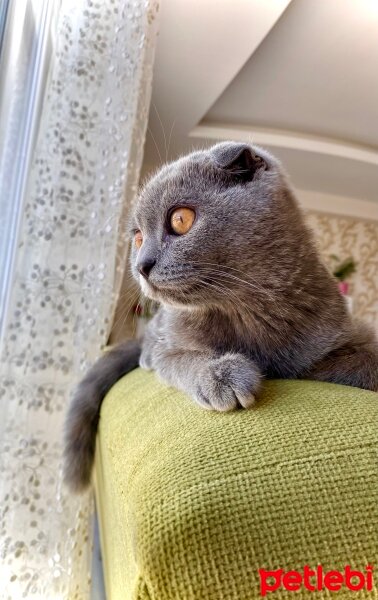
[{"left": 211, "top": 142, "right": 266, "bottom": 182}]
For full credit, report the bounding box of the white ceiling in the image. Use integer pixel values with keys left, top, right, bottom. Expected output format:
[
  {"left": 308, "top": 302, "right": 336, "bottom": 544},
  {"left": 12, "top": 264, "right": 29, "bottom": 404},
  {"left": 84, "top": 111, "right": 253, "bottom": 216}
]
[
  {"left": 143, "top": 0, "right": 378, "bottom": 218},
  {"left": 206, "top": 0, "right": 378, "bottom": 146}
]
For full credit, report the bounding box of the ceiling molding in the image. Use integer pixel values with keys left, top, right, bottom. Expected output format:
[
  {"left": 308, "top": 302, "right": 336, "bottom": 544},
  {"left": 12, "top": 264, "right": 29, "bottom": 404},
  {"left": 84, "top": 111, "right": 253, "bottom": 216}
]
[
  {"left": 297, "top": 189, "right": 378, "bottom": 222},
  {"left": 191, "top": 122, "right": 378, "bottom": 167},
  {"left": 190, "top": 123, "right": 378, "bottom": 221}
]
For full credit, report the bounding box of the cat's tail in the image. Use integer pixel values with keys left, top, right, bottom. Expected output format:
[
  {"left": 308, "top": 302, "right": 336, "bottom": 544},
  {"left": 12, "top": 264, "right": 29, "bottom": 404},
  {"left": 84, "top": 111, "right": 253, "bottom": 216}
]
[{"left": 63, "top": 340, "right": 141, "bottom": 492}]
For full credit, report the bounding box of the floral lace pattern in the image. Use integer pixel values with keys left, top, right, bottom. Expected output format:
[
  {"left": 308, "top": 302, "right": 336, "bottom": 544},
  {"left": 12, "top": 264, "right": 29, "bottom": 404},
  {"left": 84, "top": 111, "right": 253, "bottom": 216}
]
[{"left": 0, "top": 1, "right": 159, "bottom": 597}]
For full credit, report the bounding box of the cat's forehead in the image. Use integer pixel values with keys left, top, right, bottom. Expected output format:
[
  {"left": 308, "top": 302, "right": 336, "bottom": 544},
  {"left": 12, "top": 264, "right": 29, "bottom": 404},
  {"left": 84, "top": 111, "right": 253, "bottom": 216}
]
[
  {"left": 134, "top": 153, "right": 208, "bottom": 224},
  {"left": 132, "top": 143, "right": 281, "bottom": 229}
]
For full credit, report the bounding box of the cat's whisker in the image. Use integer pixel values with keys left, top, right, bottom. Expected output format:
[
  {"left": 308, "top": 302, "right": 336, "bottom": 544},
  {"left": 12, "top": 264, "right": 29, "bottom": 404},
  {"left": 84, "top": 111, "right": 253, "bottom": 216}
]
[
  {"left": 166, "top": 118, "right": 176, "bottom": 159},
  {"left": 125, "top": 290, "right": 143, "bottom": 336},
  {"left": 112, "top": 279, "right": 140, "bottom": 314},
  {"left": 110, "top": 299, "right": 139, "bottom": 340},
  {"left": 115, "top": 279, "right": 135, "bottom": 299},
  {"left": 116, "top": 281, "right": 139, "bottom": 304},
  {"left": 131, "top": 298, "right": 140, "bottom": 337},
  {"left": 186, "top": 262, "right": 277, "bottom": 302},
  {"left": 199, "top": 270, "right": 286, "bottom": 322},
  {"left": 195, "top": 276, "right": 257, "bottom": 324},
  {"left": 110, "top": 287, "right": 141, "bottom": 338},
  {"left": 183, "top": 259, "right": 248, "bottom": 275},
  {"left": 186, "top": 260, "right": 271, "bottom": 286},
  {"left": 197, "top": 275, "right": 285, "bottom": 333},
  {"left": 147, "top": 125, "right": 163, "bottom": 164},
  {"left": 153, "top": 102, "right": 168, "bottom": 161}
]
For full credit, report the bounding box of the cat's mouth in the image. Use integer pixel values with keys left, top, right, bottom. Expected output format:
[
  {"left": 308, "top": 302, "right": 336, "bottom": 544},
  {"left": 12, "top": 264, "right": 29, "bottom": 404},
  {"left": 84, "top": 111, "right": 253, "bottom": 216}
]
[
  {"left": 140, "top": 275, "right": 203, "bottom": 306},
  {"left": 139, "top": 277, "right": 161, "bottom": 300},
  {"left": 140, "top": 277, "right": 181, "bottom": 301}
]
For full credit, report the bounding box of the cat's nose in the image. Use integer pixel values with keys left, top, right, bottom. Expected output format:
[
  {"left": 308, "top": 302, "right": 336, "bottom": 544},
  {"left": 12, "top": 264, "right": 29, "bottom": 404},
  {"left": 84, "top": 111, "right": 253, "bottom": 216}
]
[{"left": 138, "top": 259, "right": 156, "bottom": 279}]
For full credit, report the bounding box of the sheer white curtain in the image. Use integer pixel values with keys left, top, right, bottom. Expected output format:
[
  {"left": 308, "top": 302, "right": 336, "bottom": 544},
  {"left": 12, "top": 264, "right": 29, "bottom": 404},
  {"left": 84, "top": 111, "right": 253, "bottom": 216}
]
[{"left": 0, "top": 0, "right": 159, "bottom": 597}]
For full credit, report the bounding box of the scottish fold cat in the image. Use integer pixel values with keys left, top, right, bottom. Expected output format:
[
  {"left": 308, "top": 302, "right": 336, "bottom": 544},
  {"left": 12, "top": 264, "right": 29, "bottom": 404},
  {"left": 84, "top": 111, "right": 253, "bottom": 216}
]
[{"left": 64, "top": 142, "right": 378, "bottom": 491}]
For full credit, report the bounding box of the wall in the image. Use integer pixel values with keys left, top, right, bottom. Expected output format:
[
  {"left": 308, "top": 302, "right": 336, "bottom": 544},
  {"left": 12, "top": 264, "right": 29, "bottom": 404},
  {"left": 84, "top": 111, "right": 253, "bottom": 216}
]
[{"left": 307, "top": 212, "right": 378, "bottom": 331}]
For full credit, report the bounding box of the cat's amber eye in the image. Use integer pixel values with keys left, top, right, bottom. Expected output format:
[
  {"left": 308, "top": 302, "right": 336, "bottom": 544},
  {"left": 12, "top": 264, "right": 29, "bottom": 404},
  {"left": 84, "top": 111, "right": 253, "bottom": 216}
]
[
  {"left": 170, "top": 207, "right": 195, "bottom": 235},
  {"left": 134, "top": 230, "right": 143, "bottom": 249}
]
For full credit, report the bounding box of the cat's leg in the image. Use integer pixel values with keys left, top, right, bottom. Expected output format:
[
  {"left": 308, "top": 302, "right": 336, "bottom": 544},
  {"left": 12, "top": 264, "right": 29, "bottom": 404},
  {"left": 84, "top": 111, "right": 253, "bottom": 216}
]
[
  {"left": 306, "top": 323, "right": 378, "bottom": 392},
  {"left": 149, "top": 347, "right": 262, "bottom": 411}
]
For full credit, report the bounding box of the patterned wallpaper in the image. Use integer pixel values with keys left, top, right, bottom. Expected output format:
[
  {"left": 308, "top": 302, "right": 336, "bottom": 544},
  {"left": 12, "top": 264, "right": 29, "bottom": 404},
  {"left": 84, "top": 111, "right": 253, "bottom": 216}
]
[{"left": 306, "top": 212, "right": 378, "bottom": 331}]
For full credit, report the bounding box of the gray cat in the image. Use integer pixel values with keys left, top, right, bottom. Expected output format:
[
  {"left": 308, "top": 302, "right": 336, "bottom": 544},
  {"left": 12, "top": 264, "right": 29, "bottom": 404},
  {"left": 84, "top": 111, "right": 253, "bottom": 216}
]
[{"left": 64, "top": 142, "right": 378, "bottom": 491}]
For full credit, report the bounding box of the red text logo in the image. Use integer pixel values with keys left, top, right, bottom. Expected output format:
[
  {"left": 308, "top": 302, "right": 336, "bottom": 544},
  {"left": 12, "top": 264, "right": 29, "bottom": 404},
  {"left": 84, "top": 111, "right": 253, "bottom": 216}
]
[{"left": 259, "top": 565, "right": 374, "bottom": 596}]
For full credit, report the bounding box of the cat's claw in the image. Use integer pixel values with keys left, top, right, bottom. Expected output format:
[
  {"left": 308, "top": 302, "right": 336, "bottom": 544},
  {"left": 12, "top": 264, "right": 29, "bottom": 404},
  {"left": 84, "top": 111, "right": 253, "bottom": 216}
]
[{"left": 195, "top": 353, "right": 260, "bottom": 412}]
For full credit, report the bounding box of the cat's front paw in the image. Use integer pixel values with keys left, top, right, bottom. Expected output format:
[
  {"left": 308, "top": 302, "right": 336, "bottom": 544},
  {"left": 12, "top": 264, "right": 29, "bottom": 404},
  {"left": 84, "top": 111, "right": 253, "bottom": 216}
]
[{"left": 195, "top": 353, "right": 261, "bottom": 412}]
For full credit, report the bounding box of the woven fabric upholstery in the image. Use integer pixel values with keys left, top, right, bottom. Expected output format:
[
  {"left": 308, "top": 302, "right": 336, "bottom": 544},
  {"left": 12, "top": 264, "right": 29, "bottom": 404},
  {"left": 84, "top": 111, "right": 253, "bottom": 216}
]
[{"left": 94, "top": 369, "right": 378, "bottom": 599}]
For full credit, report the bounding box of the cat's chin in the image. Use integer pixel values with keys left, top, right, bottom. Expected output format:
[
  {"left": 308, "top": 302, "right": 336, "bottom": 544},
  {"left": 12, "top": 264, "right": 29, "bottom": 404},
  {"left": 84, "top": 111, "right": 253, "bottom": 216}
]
[
  {"left": 139, "top": 277, "right": 176, "bottom": 304},
  {"left": 139, "top": 277, "right": 160, "bottom": 301}
]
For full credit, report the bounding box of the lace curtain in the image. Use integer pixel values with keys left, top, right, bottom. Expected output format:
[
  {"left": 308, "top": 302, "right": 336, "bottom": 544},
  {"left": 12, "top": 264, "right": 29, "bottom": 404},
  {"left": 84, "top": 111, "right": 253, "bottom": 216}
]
[{"left": 0, "top": 1, "right": 159, "bottom": 597}]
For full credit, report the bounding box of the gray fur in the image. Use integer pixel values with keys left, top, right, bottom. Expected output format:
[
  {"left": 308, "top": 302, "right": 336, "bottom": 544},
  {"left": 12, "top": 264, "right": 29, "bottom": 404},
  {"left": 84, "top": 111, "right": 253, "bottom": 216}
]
[
  {"left": 64, "top": 142, "right": 378, "bottom": 491},
  {"left": 64, "top": 340, "right": 140, "bottom": 491}
]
